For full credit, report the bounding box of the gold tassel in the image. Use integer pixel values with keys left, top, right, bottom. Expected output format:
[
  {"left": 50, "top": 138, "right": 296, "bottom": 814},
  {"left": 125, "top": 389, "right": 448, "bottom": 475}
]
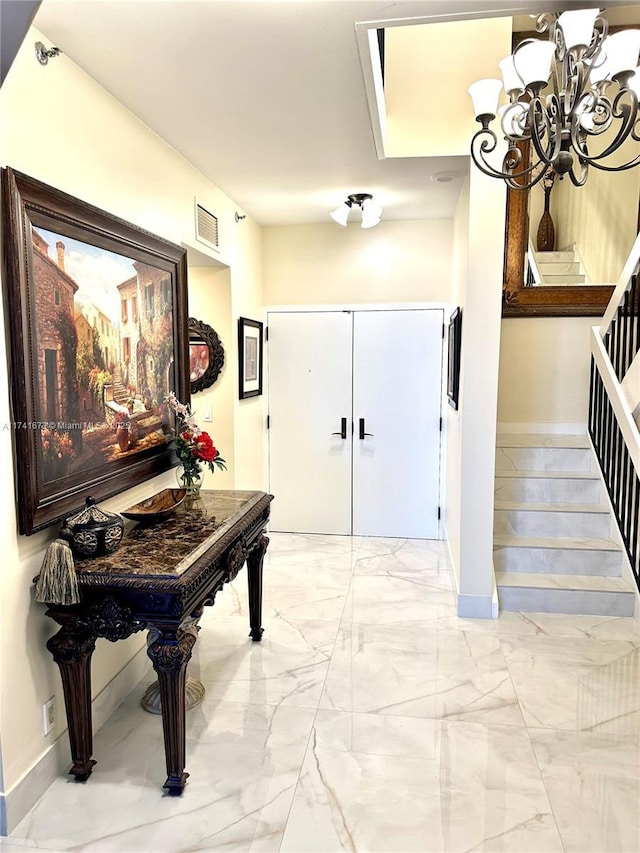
[{"left": 35, "top": 539, "right": 79, "bottom": 605}]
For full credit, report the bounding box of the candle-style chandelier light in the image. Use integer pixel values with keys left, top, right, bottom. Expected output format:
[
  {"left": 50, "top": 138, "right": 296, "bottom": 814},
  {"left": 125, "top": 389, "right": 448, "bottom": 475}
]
[{"left": 468, "top": 8, "right": 640, "bottom": 190}]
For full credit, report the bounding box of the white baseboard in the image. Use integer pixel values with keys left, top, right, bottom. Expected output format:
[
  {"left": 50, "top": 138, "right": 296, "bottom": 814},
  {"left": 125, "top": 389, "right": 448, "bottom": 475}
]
[
  {"left": 0, "top": 644, "right": 152, "bottom": 836},
  {"left": 457, "top": 592, "right": 497, "bottom": 619},
  {"left": 497, "top": 422, "right": 587, "bottom": 435},
  {"left": 444, "top": 526, "right": 498, "bottom": 619}
]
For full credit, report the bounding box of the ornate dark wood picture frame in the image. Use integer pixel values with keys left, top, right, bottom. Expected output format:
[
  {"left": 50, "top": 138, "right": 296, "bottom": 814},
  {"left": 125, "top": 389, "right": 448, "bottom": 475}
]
[
  {"left": 1, "top": 168, "right": 190, "bottom": 534},
  {"left": 503, "top": 167, "right": 615, "bottom": 317},
  {"left": 238, "top": 316, "right": 263, "bottom": 399},
  {"left": 447, "top": 307, "right": 462, "bottom": 410},
  {"left": 188, "top": 317, "right": 225, "bottom": 394}
]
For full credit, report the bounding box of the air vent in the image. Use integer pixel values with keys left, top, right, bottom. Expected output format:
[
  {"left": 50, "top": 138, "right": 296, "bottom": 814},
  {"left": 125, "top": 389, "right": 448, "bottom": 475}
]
[{"left": 195, "top": 202, "right": 219, "bottom": 251}]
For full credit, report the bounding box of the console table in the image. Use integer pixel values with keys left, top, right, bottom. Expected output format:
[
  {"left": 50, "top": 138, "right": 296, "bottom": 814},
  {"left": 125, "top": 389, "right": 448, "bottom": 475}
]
[{"left": 40, "top": 489, "right": 272, "bottom": 794}]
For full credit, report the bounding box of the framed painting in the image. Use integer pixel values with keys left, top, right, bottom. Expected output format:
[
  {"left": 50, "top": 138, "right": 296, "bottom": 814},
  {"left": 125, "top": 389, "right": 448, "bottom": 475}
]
[
  {"left": 1, "top": 168, "right": 190, "bottom": 534},
  {"left": 238, "top": 316, "right": 263, "bottom": 399},
  {"left": 447, "top": 307, "right": 462, "bottom": 410},
  {"left": 188, "top": 317, "right": 225, "bottom": 394}
]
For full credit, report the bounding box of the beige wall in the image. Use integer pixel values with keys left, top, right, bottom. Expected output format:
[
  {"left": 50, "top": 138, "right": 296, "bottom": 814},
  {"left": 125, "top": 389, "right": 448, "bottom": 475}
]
[
  {"left": 552, "top": 155, "right": 640, "bottom": 285},
  {"left": 188, "top": 267, "right": 235, "bottom": 490},
  {"left": 498, "top": 317, "right": 594, "bottom": 429},
  {"left": 384, "top": 18, "right": 512, "bottom": 157},
  {"left": 262, "top": 220, "right": 453, "bottom": 305},
  {"left": 0, "top": 27, "right": 264, "bottom": 796}
]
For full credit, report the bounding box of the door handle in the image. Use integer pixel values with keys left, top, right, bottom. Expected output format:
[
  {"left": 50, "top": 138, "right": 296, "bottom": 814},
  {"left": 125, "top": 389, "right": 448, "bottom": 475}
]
[
  {"left": 331, "top": 417, "right": 347, "bottom": 440},
  {"left": 359, "top": 418, "right": 374, "bottom": 440}
]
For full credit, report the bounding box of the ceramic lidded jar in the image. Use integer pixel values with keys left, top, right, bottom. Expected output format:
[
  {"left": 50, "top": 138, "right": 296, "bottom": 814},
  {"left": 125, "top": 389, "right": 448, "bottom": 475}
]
[{"left": 59, "top": 497, "right": 125, "bottom": 558}]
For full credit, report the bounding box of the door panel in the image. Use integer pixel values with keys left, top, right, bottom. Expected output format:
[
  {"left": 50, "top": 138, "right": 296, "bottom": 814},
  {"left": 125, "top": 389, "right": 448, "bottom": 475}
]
[
  {"left": 352, "top": 310, "right": 443, "bottom": 538},
  {"left": 268, "top": 312, "right": 353, "bottom": 534}
]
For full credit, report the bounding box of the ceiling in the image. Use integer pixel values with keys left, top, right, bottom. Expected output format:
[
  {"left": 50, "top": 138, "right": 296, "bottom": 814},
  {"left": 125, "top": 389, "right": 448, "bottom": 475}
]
[{"left": 32, "top": 0, "right": 640, "bottom": 226}]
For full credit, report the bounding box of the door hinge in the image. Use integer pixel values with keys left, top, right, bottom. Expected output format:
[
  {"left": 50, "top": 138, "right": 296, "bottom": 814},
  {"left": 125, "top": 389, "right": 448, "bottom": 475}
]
[
  {"left": 437, "top": 506, "right": 441, "bottom": 520},
  {"left": 266, "top": 415, "right": 270, "bottom": 429},
  {"left": 265, "top": 326, "right": 269, "bottom": 342},
  {"left": 439, "top": 416, "right": 443, "bottom": 431},
  {"left": 442, "top": 323, "right": 445, "bottom": 339}
]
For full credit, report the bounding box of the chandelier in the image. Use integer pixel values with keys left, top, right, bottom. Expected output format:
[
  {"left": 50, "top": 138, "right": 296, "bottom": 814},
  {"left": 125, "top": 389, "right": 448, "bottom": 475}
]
[{"left": 468, "top": 8, "right": 640, "bottom": 189}]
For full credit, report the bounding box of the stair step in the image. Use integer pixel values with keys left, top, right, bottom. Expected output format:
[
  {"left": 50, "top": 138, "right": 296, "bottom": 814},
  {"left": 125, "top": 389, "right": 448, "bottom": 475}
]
[
  {"left": 538, "top": 262, "right": 580, "bottom": 275},
  {"left": 541, "top": 274, "right": 586, "bottom": 285},
  {"left": 496, "top": 572, "right": 635, "bottom": 616},
  {"left": 495, "top": 502, "right": 611, "bottom": 538},
  {"left": 494, "top": 534, "right": 621, "bottom": 551},
  {"left": 495, "top": 472, "right": 602, "bottom": 504},
  {"left": 535, "top": 250, "right": 576, "bottom": 263},
  {"left": 494, "top": 535, "right": 622, "bottom": 576},
  {"left": 494, "top": 500, "right": 608, "bottom": 513},
  {"left": 497, "top": 434, "right": 590, "bottom": 448},
  {"left": 496, "top": 446, "right": 593, "bottom": 473},
  {"left": 495, "top": 469, "right": 599, "bottom": 479}
]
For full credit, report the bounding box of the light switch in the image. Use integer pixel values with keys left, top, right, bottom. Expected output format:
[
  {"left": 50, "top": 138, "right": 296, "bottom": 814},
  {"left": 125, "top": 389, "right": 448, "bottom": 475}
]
[{"left": 202, "top": 406, "right": 213, "bottom": 422}]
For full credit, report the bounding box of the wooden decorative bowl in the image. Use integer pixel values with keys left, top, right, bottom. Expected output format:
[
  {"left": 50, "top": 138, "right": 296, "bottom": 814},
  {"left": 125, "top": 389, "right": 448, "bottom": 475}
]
[{"left": 122, "top": 488, "right": 187, "bottom": 523}]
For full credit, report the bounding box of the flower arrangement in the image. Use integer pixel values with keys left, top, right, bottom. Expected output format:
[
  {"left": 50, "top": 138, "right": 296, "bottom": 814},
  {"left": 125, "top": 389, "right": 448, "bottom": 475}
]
[
  {"left": 41, "top": 427, "right": 75, "bottom": 462},
  {"left": 165, "top": 392, "right": 226, "bottom": 490}
]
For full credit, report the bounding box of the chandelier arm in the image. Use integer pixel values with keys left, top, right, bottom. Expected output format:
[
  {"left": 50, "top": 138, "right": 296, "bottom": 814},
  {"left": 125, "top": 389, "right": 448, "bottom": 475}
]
[
  {"left": 572, "top": 97, "right": 636, "bottom": 164},
  {"left": 529, "top": 99, "right": 557, "bottom": 171},
  {"left": 469, "top": 128, "right": 550, "bottom": 189},
  {"left": 568, "top": 159, "right": 589, "bottom": 187},
  {"left": 566, "top": 60, "right": 590, "bottom": 119},
  {"left": 588, "top": 153, "right": 640, "bottom": 172}
]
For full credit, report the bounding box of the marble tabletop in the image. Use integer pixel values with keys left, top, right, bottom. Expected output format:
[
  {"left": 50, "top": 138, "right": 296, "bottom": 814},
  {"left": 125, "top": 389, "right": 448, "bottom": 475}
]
[{"left": 75, "top": 490, "right": 270, "bottom": 581}]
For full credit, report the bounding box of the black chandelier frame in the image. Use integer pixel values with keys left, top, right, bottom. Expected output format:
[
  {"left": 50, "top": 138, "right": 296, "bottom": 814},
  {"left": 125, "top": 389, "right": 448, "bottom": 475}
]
[{"left": 471, "top": 12, "right": 640, "bottom": 190}]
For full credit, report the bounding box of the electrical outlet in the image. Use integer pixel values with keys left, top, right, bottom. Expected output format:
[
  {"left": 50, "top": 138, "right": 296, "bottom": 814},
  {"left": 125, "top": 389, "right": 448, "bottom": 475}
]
[{"left": 43, "top": 696, "right": 55, "bottom": 735}]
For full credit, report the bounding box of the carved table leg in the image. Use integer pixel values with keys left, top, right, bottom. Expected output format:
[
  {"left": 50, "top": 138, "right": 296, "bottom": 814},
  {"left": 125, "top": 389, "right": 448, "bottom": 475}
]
[
  {"left": 146, "top": 621, "right": 198, "bottom": 794},
  {"left": 247, "top": 531, "right": 268, "bottom": 642},
  {"left": 142, "top": 608, "right": 205, "bottom": 714},
  {"left": 46, "top": 619, "right": 97, "bottom": 781}
]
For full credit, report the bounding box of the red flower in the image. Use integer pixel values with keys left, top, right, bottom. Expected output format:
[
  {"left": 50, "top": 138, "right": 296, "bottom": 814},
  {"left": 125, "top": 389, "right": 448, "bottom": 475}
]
[{"left": 193, "top": 431, "right": 217, "bottom": 463}]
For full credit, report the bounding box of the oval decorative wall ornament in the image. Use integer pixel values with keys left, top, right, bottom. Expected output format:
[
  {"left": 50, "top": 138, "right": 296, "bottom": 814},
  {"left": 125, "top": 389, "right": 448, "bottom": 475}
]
[{"left": 188, "top": 317, "right": 225, "bottom": 393}]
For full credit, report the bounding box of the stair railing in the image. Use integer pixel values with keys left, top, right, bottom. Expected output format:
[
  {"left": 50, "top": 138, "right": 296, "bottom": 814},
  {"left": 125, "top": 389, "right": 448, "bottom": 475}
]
[
  {"left": 589, "top": 232, "right": 640, "bottom": 595},
  {"left": 525, "top": 241, "right": 542, "bottom": 286}
]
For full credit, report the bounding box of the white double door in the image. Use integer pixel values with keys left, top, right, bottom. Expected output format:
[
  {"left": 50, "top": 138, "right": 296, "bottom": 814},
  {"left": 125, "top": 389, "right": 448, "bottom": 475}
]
[{"left": 268, "top": 309, "right": 443, "bottom": 538}]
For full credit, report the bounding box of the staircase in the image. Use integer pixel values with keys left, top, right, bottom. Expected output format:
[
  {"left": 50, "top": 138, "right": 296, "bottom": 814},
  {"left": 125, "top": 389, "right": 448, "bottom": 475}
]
[
  {"left": 534, "top": 247, "right": 586, "bottom": 285},
  {"left": 111, "top": 366, "right": 129, "bottom": 405},
  {"left": 494, "top": 433, "right": 637, "bottom": 616}
]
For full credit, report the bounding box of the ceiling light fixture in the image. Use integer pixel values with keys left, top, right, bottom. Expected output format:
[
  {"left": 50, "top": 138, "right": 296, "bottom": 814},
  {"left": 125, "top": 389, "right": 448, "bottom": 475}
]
[
  {"left": 468, "top": 8, "right": 640, "bottom": 189},
  {"left": 330, "top": 193, "right": 383, "bottom": 228}
]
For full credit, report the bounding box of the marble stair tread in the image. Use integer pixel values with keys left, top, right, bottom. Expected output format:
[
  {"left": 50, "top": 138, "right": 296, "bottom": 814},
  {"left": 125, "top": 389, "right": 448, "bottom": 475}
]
[
  {"left": 496, "top": 571, "right": 634, "bottom": 593},
  {"left": 496, "top": 434, "right": 590, "bottom": 449},
  {"left": 493, "top": 534, "right": 621, "bottom": 552},
  {"left": 495, "top": 469, "right": 600, "bottom": 480},
  {"left": 494, "top": 500, "right": 609, "bottom": 514}
]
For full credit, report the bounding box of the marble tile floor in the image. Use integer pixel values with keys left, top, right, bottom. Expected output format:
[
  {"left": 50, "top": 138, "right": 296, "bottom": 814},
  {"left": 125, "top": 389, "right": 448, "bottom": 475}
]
[{"left": 3, "top": 533, "right": 640, "bottom": 853}]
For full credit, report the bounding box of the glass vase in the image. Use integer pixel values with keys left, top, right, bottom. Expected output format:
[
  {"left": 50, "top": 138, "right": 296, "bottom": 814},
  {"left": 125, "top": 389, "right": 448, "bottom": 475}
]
[{"left": 175, "top": 466, "right": 203, "bottom": 496}]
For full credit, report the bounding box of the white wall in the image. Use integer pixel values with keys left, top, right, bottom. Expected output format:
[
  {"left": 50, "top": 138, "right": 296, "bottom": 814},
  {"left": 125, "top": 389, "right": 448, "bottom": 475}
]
[
  {"left": 498, "top": 317, "right": 594, "bottom": 431},
  {"left": 456, "top": 167, "right": 507, "bottom": 616},
  {"left": 445, "top": 176, "right": 470, "bottom": 584},
  {"left": 0, "top": 26, "right": 264, "bottom": 811},
  {"left": 262, "top": 220, "right": 453, "bottom": 305}
]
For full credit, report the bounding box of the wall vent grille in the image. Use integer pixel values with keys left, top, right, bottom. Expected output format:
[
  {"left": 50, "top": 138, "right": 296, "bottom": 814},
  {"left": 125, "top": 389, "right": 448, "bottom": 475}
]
[{"left": 195, "top": 203, "right": 219, "bottom": 251}]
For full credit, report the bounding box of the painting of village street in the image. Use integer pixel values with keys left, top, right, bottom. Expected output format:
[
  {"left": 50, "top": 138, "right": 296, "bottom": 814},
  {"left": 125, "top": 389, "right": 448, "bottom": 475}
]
[{"left": 32, "top": 226, "right": 176, "bottom": 484}]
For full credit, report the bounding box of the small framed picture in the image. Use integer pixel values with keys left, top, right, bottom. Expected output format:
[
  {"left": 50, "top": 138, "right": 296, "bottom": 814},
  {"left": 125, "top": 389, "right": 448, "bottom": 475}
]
[
  {"left": 447, "top": 307, "right": 462, "bottom": 410},
  {"left": 238, "top": 317, "right": 263, "bottom": 399}
]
